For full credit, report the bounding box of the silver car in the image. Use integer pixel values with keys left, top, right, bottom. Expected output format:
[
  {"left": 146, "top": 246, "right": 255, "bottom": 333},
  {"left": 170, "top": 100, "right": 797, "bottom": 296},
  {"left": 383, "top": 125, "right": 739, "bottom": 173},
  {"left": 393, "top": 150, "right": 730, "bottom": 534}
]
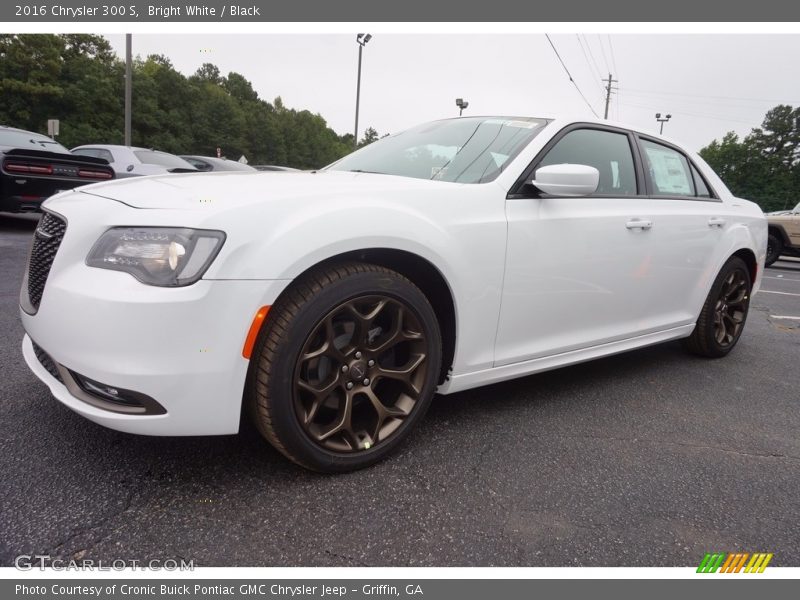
[
  {"left": 180, "top": 155, "right": 257, "bottom": 172},
  {"left": 71, "top": 145, "right": 198, "bottom": 178}
]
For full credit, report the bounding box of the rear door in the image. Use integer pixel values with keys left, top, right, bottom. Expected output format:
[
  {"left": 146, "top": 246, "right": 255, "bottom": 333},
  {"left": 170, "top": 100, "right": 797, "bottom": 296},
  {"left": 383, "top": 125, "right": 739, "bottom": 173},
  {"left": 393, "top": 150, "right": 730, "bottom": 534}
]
[{"left": 633, "top": 136, "right": 726, "bottom": 329}]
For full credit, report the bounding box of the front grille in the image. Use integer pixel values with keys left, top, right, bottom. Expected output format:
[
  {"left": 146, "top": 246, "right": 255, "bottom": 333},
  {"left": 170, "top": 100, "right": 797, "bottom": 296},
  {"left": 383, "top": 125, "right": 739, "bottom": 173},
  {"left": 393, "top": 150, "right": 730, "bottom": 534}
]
[
  {"left": 31, "top": 340, "right": 63, "bottom": 383},
  {"left": 27, "top": 212, "right": 66, "bottom": 310}
]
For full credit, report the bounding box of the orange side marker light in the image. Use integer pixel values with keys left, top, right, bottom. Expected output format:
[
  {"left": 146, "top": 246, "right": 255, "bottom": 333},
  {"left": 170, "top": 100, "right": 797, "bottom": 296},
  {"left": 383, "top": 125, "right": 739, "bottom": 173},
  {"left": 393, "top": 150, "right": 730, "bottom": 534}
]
[{"left": 242, "top": 306, "right": 270, "bottom": 359}]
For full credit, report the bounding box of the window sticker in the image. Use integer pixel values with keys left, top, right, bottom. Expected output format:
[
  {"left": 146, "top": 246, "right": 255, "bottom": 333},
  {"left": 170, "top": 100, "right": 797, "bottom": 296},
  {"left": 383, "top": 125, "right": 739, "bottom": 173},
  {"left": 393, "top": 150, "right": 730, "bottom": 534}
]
[{"left": 646, "top": 147, "right": 692, "bottom": 195}]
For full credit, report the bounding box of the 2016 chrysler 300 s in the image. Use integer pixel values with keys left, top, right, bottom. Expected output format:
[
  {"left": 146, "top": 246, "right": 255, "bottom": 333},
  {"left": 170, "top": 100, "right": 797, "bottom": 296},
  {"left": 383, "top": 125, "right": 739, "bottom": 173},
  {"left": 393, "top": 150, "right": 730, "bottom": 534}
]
[{"left": 20, "top": 117, "right": 767, "bottom": 472}]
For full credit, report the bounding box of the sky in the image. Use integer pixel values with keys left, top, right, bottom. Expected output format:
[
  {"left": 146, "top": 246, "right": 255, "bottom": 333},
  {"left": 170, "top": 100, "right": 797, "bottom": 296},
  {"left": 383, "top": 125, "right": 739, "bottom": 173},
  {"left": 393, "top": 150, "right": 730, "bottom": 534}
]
[{"left": 106, "top": 33, "right": 800, "bottom": 152}]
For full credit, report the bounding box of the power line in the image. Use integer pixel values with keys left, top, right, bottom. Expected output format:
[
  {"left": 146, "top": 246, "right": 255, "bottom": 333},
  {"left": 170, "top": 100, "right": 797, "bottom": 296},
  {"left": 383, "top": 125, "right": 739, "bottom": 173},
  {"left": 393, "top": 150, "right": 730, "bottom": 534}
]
[
  {"left": 607, "top": 35, "right": 619, "bottom": 77},
  {"left": 596, "top": 34, "right": 611, "bottom": 74},
  {"left": 580, "top": 34, "right": 604, "bottom": 83},
  {"left": 618, "top": 100, "right": 758, "bottom": 126},
  {"left": 620, "top": 87, "right": 799, "bottom": 105},
  {"left": 575, "top": 34, "right": 605, "bottom": 96},
  {"left": 620, "top": 90, "right": 779, "bottom": 112},
  {"left": 545, "top": 34, "right": 600, "bottom": 118}
]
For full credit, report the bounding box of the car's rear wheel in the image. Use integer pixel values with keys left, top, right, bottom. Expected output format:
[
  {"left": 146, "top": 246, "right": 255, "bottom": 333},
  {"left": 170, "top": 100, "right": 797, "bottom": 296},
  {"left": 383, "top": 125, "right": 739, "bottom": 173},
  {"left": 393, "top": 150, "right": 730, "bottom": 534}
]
[
  {"left": 683, "top": 256, "right": 752, "bottom": 358},
  {"left": 766, "top": 232, "right": 783, "bottom": 267},
  {"left": 247, "top": 262, "right": 441, "bottom": 472}
]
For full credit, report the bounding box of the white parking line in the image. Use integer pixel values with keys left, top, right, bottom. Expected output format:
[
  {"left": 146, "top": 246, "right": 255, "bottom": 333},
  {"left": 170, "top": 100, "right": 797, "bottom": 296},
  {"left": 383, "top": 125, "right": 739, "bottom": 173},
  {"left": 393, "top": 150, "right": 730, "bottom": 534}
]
[
  {"left": 763, "top": 275, "right": 800, "bottom": 282},
  {"left": 759, "top": 290, "right": 800, "bottom": 297},
  {"left": 771, "top": 315, "right": 800, "bottom": 320}
]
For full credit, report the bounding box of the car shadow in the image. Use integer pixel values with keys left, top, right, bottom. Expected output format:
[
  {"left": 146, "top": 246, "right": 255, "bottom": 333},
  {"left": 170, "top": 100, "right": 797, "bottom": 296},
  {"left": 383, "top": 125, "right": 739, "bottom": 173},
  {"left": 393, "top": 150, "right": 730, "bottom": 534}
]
[
  {"left": 0, "top": 213, "right": 40, "bottom": 232},
  {"left": 767, "top": 259, "right": 800, "bottom": 273},
  {"left": 28, "top": 340, "right": 682, "bottom": 482}
]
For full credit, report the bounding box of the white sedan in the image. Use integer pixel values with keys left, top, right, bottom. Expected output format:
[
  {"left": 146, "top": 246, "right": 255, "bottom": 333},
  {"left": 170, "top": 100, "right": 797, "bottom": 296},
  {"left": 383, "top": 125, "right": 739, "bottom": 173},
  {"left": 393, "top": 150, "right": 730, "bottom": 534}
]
[{"left": 21, "top": 116, "right": 766, "bottom": 472}]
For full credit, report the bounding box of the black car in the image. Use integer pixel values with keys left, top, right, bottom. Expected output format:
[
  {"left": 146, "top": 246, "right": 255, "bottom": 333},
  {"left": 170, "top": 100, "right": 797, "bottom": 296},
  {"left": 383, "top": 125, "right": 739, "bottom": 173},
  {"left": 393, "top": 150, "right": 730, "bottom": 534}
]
[{"left": 1, "top": 126, "right": 115, "bottom": 214}]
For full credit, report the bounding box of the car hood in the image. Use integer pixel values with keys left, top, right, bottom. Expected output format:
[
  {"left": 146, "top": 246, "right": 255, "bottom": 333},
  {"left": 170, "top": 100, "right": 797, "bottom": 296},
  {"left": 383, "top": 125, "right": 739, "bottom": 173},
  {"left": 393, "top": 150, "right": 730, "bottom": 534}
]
[{"left": 76, "top": 169, "right": 452, "bottom": 210}]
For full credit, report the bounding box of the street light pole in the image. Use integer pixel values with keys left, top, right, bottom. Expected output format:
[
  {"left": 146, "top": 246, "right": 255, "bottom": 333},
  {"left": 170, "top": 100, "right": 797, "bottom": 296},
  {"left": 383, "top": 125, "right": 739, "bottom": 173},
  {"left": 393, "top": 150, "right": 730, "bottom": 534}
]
[
  {"left": 655, "top": 112, "right": 671, "bottom": 135},
  {"left": 124, "top": 33, "right": 132, "bottom": 146},
  {"left": 354, "top": 33, "right": 372, "bottom": 150}
]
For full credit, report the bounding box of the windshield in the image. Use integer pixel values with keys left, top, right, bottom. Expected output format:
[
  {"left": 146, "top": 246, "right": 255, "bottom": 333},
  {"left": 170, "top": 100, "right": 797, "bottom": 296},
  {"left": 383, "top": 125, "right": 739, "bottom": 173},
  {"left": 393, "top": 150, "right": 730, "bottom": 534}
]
[
  {"left": 0, "top": 130, "right": 69, "bottom": 153},
  {"left": 327, "top": 117, "right": 548, "bottom": 183},
  {"left": 133, "top": 150, "right": 196, "bottom": 170}
]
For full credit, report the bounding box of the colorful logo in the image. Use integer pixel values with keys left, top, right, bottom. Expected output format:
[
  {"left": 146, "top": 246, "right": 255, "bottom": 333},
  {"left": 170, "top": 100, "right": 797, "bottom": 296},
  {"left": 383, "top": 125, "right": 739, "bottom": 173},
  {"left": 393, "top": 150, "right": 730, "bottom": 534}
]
[{"left": 697, "top": 552, "right": 773, "bottom": 573}]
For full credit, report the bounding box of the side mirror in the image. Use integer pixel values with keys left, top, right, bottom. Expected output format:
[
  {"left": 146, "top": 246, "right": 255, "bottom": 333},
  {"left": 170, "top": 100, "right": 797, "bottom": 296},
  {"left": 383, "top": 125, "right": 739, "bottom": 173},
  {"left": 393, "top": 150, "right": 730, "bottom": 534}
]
[{"left": 531, "top": 164, "right": 599, "bottom": 197}]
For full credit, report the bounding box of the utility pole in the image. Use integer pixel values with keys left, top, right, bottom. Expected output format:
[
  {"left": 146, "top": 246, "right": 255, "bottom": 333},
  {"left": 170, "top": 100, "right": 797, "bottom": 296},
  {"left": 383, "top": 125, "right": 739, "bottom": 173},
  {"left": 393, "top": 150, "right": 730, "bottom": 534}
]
[
  {"left": 124, "top": 33, "right": 132, "bottom": 146},
  {"left": 602, "top": 73, "right": 618, "bottom": 120}
]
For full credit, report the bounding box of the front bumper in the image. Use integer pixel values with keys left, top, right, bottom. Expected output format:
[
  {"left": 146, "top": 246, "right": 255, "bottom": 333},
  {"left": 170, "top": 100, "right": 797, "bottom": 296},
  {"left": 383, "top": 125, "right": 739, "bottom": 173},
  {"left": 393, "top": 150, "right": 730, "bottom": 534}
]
[{"left": 21, "top": 274, "right": 287, "bottom": 436}]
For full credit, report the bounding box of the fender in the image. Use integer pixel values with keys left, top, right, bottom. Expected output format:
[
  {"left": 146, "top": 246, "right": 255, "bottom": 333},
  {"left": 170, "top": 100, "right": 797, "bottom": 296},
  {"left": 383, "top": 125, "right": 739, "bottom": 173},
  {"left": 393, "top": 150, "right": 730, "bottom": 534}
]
[
  {"left": 768, "top": 222, "right": 792, "bottom": 246},
  {"left": 692, "top": 220, "right": 766, "bottom": 319},
  {"left": 207, "top": 192, "right": 509, "bottom": 377}
]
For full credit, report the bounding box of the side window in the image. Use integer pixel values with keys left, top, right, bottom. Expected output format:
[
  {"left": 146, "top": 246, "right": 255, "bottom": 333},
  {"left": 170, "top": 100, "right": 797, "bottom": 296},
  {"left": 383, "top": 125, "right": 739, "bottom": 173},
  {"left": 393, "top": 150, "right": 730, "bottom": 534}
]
[
  {"left": 98, "top": 149, "right": 114, "bottom": 163},
  {"left": 538, "top": 128, "right": 637, "bottom": 196},
  {"left": 640, "top": 139, "right": 695, "bottom": 197},
  {"left": 691, "top": 164, "right": 711, "bottom": 198}
]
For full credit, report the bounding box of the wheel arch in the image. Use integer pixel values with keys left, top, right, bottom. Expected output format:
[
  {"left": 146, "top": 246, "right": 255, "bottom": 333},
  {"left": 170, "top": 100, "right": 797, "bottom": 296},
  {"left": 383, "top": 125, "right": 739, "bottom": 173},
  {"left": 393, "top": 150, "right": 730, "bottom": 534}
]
[
  {"left": 768, "top": 223, "right": 791, "bottom": 246},
  {"left": 731, "top": 247, "right": 758, "bottom": 283},
  {"left": 271, "top": 248, "right": 457, "bottom": 385}
]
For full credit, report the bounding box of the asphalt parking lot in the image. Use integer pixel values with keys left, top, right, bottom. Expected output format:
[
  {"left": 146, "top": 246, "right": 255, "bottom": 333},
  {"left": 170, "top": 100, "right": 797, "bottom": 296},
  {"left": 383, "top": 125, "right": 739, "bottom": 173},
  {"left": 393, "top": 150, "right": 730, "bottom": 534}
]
[{"left": 1, "top": 213, "right": 798, "bottom": 567}]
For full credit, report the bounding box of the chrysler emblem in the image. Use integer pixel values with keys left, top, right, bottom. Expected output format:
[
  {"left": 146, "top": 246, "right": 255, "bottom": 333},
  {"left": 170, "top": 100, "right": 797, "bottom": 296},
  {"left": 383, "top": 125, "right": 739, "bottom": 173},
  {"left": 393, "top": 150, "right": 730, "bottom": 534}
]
[{"left": 34, "top": 227, "right": 54, "bottom": 240}]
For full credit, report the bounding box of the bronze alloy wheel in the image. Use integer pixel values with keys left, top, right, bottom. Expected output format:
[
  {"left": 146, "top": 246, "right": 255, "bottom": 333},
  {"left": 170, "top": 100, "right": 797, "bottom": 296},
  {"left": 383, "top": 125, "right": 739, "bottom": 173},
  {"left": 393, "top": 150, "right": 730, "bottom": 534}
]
[
  {"left": 712, "top": 268, "right": 749, "bottom": 348},
  {"left": 683, "top": 255, "right": 752, "bottom": 358},
  {"left": 249, "top": 261, "right": 441, "bottom": 472},
  {"left": 293, "top": 295, "right": 429, "bottom": 453}
]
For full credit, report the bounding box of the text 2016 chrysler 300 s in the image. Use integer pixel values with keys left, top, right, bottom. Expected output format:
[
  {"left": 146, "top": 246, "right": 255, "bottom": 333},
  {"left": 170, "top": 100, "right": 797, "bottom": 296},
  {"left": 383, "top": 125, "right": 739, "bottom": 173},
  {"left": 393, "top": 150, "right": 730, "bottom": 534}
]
[{"left": 20, "top": 117, "right": 767, "bottom": 472}]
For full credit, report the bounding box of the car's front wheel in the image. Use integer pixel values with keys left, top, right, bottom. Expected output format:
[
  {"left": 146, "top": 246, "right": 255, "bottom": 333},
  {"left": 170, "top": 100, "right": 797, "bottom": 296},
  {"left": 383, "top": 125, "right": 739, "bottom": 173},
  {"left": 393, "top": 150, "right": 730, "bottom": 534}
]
[
  {"left": 683, "top": 256, "right": 752, "bottom": 358},
  {"left": 247, "top": 262, "right": 442, "bottom": 472}
]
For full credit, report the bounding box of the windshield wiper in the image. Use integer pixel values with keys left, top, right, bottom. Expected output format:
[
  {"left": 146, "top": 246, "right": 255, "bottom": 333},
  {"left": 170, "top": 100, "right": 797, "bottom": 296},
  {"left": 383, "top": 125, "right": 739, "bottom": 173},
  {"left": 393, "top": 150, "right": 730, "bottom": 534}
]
[{"left": 348, "top": 169, "right": 385, "bottom": 175}]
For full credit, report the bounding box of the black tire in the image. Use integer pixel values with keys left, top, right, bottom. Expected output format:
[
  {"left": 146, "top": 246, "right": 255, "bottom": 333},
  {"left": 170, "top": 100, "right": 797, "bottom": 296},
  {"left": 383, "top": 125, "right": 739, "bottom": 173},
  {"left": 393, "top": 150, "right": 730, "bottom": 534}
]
[
  {"left": 683, "top": 256, "right": 752, "bottom": 358},
  {"left": 765, "top": 232, "right": 783, "bottom": 267},
  {"left": 247, "top": 262, "right": 442, "bottom": 472}
]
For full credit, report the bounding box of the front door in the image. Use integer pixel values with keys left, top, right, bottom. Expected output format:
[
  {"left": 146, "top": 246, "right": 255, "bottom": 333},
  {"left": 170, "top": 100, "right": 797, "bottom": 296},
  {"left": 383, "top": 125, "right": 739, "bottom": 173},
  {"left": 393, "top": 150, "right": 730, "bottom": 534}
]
[{"left": 495, "top": 126, "right": 659, "bottom": 366}]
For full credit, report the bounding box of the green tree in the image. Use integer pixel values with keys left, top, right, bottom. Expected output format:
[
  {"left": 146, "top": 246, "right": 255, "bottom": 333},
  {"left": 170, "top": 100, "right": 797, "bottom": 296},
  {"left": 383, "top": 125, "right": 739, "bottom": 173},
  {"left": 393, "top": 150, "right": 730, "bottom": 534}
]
[
  {"left": 358, "top": 127, "right": 380, "bottom": 148},
  {"left": 700, "top": 105, "right": 800, "bottom": 212},
  {"left": 0, "top": 34, "right": 354, "bottom": 169},
  {"left": 0, "top": 35, "right": 65, "bottom": 134}
]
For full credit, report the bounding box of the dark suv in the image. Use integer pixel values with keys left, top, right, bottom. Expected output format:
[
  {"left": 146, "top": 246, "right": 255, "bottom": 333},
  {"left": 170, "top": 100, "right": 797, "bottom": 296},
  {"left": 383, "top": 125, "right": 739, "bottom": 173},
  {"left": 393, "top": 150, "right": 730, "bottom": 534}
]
[{"left": 766, "top": 203, "right": 800, "bottom": 266}]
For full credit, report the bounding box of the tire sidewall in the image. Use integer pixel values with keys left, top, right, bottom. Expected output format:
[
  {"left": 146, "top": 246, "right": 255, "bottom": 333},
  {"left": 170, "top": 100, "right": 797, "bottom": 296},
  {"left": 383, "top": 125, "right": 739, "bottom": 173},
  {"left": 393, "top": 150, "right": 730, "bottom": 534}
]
[
  {"left": 263, "top": 268, "right": 441, "bottom": 472},
  {"left": 766, "top": 233, "right": 782, "bottom": 266},
  {"left": 699, "top": 257, "right": 752, "bottom": 357}
]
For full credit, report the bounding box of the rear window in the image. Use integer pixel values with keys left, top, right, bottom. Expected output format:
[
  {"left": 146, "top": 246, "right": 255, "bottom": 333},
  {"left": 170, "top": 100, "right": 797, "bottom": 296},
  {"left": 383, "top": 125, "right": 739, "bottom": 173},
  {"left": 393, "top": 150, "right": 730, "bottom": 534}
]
[
  {"left": 133, "top": 150, "right": 195, "bottom": 169},
  {"left": 72, "top": 148, "right": 114, "bottom": 162},
  {"left": 0, "top": 130, "right": 69, "bottom": 153},
  {"left": 211, "top": 159, "right": 256, "bottom": 171}
]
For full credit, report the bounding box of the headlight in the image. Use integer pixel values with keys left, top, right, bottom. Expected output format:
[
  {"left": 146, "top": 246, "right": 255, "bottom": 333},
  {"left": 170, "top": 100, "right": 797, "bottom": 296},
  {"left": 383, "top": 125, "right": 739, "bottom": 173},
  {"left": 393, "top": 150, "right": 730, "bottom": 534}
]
[{"left": 86, "top": 227, "right": 225, "bottom": 286}]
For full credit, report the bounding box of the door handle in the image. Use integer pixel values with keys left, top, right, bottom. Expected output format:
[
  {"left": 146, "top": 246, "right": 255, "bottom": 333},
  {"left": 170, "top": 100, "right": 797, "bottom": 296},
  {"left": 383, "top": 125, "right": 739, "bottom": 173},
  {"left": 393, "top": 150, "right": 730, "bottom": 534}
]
[
  {"left": 708, "top": 217, "right": 726, "bottom": 228},
  {"left": 626, "top": 219, "right": 653, "bottom": 230}
]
